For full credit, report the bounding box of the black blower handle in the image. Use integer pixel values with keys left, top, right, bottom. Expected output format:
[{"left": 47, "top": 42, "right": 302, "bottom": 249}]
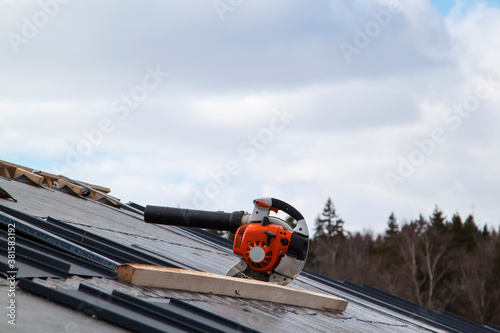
[{"left": 144, "top": 205, "right": 244, "bottom": 233}]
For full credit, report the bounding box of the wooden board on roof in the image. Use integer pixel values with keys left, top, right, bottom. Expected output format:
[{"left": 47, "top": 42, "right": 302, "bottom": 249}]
[{"left": 116, "top": 264, "right": 349, "bottom": 313}]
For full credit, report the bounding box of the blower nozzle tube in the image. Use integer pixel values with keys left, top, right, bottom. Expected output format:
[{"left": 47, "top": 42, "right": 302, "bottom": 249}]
[{"left": 144, "top": 205, "right": 244, "bottom": 233}]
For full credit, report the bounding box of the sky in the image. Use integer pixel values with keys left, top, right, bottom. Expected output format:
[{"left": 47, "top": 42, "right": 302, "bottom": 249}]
[{"left": 1, "top": 0, "right": 499, "bottom": 235}]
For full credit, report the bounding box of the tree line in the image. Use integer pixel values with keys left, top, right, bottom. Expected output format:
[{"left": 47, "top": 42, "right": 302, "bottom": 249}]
[{"left": 307, "top": 197, "right": 500, "bottom": 326}]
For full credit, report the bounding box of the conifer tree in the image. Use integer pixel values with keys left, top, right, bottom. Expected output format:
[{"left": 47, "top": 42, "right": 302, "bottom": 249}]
[
  {"left": 385, "top": 212, "right": 399, "bottom": 237},
  {"left": 481, "top": 225, "right": 489, "bottom": 239},
  {"left": 451, "top": 213, "right": 462, "bottom": 234},
  {"left": 314, "top": 215, "right": 326, "bottom": 239},
  {"left": 323, "top": 197, "right": 337, "bottom": 238},
  {"left": 450, "top": 213, "right": 463, "bottom": 248},
  {"left": 314, "top": 197, "right": 344, "bottom": 239},
  {"left": 335, "top": 218, "right": 345, "bottom": 239},
  {"left": 430, "top": 206, "right": 446, "bottom": 232},
  {"left": 462, "top": 214, "right": 478, "bottom": 251}
]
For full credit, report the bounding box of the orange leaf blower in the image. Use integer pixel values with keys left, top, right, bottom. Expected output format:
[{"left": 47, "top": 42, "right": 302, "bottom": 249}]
[{"left": 144, "top": 197, "right": 309, "bottom": 285}]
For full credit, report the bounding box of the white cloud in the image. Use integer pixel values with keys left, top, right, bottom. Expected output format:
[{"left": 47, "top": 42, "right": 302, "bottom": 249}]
[{"left": 1, "top": 0, "right": 500, "bottom": 234}]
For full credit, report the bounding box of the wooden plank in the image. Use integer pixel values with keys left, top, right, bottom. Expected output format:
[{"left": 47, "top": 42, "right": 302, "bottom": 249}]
[
  {"left": 13, "top": 168, "right": 44, "bottom": 185},
  {"left": 116, "top": 264, "right": 348, "bottom": 313},
  {"left": 44, "top": 177, "right": 54, "bottom": 188},
  {"left": 88, "top": 192, "right": 121, "bottom": 206},
  {"left": 0, "top": 160, "right": 110, "bottom": 193},
  {"left": 56, "top": 180, "right": 84, "bottom": 196},
  {"left": 0, "top": 162, "right": 15, "bottom": 179},
  {"left": 79, "top": 181, "right": 111, "bottom": 194},
  {"left": 38, "top": 172, "right": 58, "bottom": 188},
  {"left": 39, "top": 172, "right": 110, "bottom": 193},
  {"left": 0, "top": 160, "right": 19, "bottom": 169},
  {"left": 0, "top": 167, "right": 11, "bottom": 178},
  {"left": 58, "top": 175, "right": 120, "bottom": 206}
]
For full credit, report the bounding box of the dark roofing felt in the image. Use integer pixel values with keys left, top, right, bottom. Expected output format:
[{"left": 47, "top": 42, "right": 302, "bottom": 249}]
[{"left": 1, "top": 175, "right": 498, "bottom": 333}]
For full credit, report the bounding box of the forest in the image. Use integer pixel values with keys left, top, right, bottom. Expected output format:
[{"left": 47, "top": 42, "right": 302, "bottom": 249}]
[{"left": 306, "top": 198, "right": 500, "bottom": 326}]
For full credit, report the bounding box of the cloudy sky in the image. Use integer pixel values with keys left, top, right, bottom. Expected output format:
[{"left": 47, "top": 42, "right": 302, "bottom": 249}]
[{"left": 1, "top": 0, "right": 499, "bottom": 235}]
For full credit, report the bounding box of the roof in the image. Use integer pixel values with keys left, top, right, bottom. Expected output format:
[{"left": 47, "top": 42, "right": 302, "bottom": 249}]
[{"left": 1, "top": 162, "right": 499, "bottom": 333}]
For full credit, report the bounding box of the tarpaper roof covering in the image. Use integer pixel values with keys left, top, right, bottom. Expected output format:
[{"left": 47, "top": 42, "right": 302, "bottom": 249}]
[{"left": 1, "top": 161, "right": 499, "bottom": 333}]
